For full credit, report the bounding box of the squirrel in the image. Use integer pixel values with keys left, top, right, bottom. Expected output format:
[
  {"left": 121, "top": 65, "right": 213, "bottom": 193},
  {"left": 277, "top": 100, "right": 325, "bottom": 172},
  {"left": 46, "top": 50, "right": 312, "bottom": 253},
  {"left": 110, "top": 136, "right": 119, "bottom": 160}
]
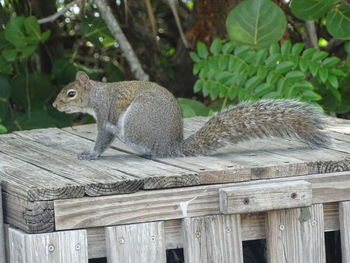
[{"left": 53, "top": 71, "right": 330, "bottom": 160}]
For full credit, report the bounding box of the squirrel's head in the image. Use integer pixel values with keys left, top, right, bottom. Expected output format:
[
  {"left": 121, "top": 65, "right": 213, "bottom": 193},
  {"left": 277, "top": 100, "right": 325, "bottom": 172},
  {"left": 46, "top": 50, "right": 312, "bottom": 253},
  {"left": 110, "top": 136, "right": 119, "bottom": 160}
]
[{"left": 53, "top": 71, "right": 92, "bottom": 114}]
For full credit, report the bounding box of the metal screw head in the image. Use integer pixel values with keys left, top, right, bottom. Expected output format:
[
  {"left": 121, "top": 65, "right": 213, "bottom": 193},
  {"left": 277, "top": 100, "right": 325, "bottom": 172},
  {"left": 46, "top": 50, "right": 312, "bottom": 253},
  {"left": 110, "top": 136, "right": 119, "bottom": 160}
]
[
  {"left": 48, "top": 244, "right": 55, "bottom": 252},
  {"left": 118, "top": 238, "right": 125, "bottom": 244},
  {"left": 75, "top": 243, "right": 81, "bottom": 251},
  {"left": 195, "top": 231, "right": 201, "bottom": 238},
  {"left": 151, "top": 235, "right": 156, "bottom": 241},
  {"left": 279, "top": 224, "right": 285, "bottom": 231},
  {"left": 243, "top": 198, "right": 250, "bottom": 205},
  {"left": 226, "top": 227, "right": 231, "bottom": 233},
  {"left": 291, "top": 193, "right": 297, "bottom": 199},
  {"left": 311, "top": 220, "right": 317, "bottom": 226}
]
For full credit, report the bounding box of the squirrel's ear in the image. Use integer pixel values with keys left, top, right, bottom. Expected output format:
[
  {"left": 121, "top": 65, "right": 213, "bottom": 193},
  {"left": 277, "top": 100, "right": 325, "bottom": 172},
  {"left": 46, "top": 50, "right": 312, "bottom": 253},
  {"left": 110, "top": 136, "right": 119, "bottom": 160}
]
[{"left": 76, "top": 71, "right": 90, "bottom": 87}]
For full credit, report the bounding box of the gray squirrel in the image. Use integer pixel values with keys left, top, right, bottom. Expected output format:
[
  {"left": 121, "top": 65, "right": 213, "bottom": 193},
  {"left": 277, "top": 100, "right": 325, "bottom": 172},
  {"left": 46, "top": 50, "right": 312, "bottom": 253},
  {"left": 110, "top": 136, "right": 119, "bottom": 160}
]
[{"left": 53, "top": 71, "right": 330, "bottom": 160}]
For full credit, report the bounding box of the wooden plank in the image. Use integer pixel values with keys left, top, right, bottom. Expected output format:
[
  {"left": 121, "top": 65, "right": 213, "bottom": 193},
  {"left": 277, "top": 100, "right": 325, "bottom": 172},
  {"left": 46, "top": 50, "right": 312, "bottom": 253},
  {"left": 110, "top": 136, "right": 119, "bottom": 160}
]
[
  {"left": 17, "top": 128, "right": 200, "bottom": 190},
  {"left": 339, "top": 201, "right": 350, "bottom": 263},
  {"left": 105, "top": 221, "right": 166, "bottom": 263},
  {"left": 182, "top": 214, "right": 243, "bottom": 263},
  {"left": 220, "top": 180, "right": 312, "bottom": 214},
  {"left": 0, "top": 152, "right": 84, "bottom": 201},
  {"left": 8, "top": 227, "right": 88, "bottom": 263},
  {"left": 85, "top": 203, "right": 338, "bottom": 259},
  {"left": 266, "top": 205, "right": 326, "bottom": 263},
  {"left": 54, "top": 172, "right": 349, "bottom": 231},
  {"left": 0, "top": 133, "right": 142, "bottom": 196},
  {"left": 2, "top": 192, "right": 54, "bottom": 233},
  {"left": 0, "top": 186, "right": 5, "bottom": 263}
]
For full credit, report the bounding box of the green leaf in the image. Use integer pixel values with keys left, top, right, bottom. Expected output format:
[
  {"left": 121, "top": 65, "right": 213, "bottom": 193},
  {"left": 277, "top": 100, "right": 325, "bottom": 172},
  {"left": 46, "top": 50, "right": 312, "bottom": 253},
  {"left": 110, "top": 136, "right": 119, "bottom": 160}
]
[
  {"left": 0, "top": 57, "right": 13, "bottom": 75},
  {"left": 222, "top": 42, "right": 236, "bottom": 54},
  {"left": 299, "top": 56, "right": 308, "bottom": 72},
  {"left": 210, "top": 38, "right": 222, "bottom": 55},
  {"left": 281, "top": 40, "right": 292, "bottom": 57},
  {"left": 254, "top": 49, "right": 267, "bottom": 65},
  {"left": 245, "top": 76, "right": 261, "bottom": 91},
  {"left": 196, "top": 42, "right": 208, "bottom": 58},
  {"left": 226, "top": 0, "right": 287, "bottom": 48},
  {"left": 262, "top": 91, "right": 279, "bottom": 99},
  {"left": 309, "top": 61, "right": 319, "bottom": 77},
  {"left": 0, "top": 124, "right": 7, "bottom": 134},
  {"left": 269, "top": 42, "right": 280, "bottom": 55},
  {"left": 80, "top": 16, "right": 115, "bottom": 47},
  {"left": 255, "top": 83, "right": 274, "bottom": 97},
  {"left": 330, "top": 68, "right": 346, "bottom": 77},
  {"left": 275, "top": 61, "right": 294, "bottom": 74},
  {"left": 302, "top": 48, "right": 317, "bottom": 59},
  {"left": 328, "top": 75, "right": 339, "bottom": 89},
  {"left": 194, "top": 80, "right": 203, "bottom": 93},
  {"left": 265, "top": 53, "right": 282, "bottom": 68},
  {"left": 24, "top": 16, "right": 41, "bottom": 43},
  {"left": 291, "top": 0, "right": 340, "bottom": 20},
  {"left": 227, "top": 86, "right": 238, "bottom": 100},
  {"left": 285, "top": 71, "right": 305, "bottom": 82},
  {"left": 4, "top": 17, "right": 27, "bottom": 48},
  {"left": 21, "top": 45, "right": 37, "bottom": 57},
  {"left": 322, "top": 57, "right": 340, "bottom": 67},
  {"left": 234, "top": 45, "right": 251, "bottom": 56},
  {"left": 291, "top": 43, "right": 304, "bottom": 56},
  {"left": 209, "top": 82, "right": 220, "bottom": 100},
  {"left": 328, "top": 85, "right": 341, "bottom": 101},
  {"left": 318, "top": 67, "right": 329, "bottom": 83},
  {"left": 345, "top": 41, "right": 350, "bottom": 53},
  {"left": 266, "top": 71, "right": 280, "bottom": 85},
  {"left": 41, "top": 30, "right": 51, "bottom": 42},
  {"left": 326, "top": 4, "right": 350, "bottom": 40},
  {"left": 189, "top": 52, "right": 201, "bottom": 63},
  {"left": 301, "top": 90, "right": 322, "bottom": 101},
  {"left": 177, "top": 98, "right": 209, "bottom": 117},
  {"left": 2, "top": 49, "right": 17, "bottom": 62},
  {"left": 312, "top": 51, "right": 329, "bottom": 61},
  {"left": 0, "top": 75, "right": 12, "bottom": 98}
]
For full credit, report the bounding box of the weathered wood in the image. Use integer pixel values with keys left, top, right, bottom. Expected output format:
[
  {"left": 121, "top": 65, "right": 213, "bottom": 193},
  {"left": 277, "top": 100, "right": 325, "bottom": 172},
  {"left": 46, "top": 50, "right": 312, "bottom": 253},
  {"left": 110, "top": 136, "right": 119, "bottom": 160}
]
[
  {"left": 0, "top": 152, "right": 84, "bottom": 201},
  {"left": 54, "top": 171, "right": 347, "bottom": 231},
  {"left": 84, "top": 202, "right": 338, "bottom": 259},
  {"left": 266, "top": 205, "right": 326, "bottom": 263},
  {"left": 339, "top": 201, "right": 350, "bottom": 263},
  {"left": 0, "top": 186, "right": 5, "bottom": 263},
  {"left": 3, "top": 192, "right": 54, "bottom": 233},
  {"left": 182, "top": 214, "right": 243, "bottom": 263},
  {"left": 8, "top": 227, "right": 88, "bottom": 263},
  {"left": 105, "top": 221, "right": 166, "bottom": 263},
  {"left": 220, "top": 180, "right": 312, "bottom": 214},
  {"left": 17, "top": 128, "right": 200, "bottom": 190},
  {"left": 0, "top": 133, "right": 143, "bottom": 196}
]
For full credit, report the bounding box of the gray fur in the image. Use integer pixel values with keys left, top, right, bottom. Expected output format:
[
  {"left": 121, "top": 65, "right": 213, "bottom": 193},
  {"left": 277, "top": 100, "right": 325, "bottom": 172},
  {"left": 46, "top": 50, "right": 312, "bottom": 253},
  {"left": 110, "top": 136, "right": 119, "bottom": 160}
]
[{"left": 181, "top": 99, "right": 330, "bottom": 156}]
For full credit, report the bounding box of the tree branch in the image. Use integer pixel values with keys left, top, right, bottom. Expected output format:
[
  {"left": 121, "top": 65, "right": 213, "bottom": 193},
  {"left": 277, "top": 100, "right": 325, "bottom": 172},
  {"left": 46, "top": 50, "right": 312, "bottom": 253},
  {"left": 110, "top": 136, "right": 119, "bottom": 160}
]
[
  {"left": 38, "top": 0, "right": 82, "bottom": 24},
  {"left": 93, "top": 0, "right": 149, "bottom": 81},
  {"left": 305, "top": 21, "right": 319, "bottom": 50},
  {"left": 167, "top": 0, "right": 190, "bottom": 48}
]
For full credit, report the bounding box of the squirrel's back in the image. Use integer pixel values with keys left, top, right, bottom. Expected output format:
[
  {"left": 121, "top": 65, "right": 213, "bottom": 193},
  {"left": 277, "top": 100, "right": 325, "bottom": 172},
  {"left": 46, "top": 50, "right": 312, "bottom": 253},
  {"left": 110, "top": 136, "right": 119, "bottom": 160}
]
[{"left": 181, "top": 99, "right": 330, "bottom": 156}]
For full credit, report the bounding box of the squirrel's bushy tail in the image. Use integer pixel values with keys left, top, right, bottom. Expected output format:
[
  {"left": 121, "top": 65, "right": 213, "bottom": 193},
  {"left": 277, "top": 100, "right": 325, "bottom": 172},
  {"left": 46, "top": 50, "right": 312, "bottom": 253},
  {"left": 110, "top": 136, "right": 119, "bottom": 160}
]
[{"left": 181, "top": 99, "right": 330, "bottom": 156}]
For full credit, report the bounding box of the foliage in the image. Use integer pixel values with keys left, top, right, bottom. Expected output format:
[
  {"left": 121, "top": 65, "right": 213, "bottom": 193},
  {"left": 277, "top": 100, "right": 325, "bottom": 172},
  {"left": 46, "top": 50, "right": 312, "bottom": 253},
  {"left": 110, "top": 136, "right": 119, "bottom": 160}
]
[
  {"left": 185, "top": 0, "right": 350, "bottom": 115},
  {"left": 191, "top": 39, "right": 346, "bottom": 109},
  {"left": 226, "top": 0, "right": 286, "bottom": 48},
  {"left": 291, "top": 0, "right": 350, "bottom": 40}
]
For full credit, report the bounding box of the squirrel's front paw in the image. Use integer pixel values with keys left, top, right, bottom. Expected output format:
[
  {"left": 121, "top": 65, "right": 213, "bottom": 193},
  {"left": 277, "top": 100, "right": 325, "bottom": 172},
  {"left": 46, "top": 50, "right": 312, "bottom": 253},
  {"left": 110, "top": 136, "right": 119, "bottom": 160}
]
[{"left": 77, "top": 151, "right": 100, "bottom": 160}]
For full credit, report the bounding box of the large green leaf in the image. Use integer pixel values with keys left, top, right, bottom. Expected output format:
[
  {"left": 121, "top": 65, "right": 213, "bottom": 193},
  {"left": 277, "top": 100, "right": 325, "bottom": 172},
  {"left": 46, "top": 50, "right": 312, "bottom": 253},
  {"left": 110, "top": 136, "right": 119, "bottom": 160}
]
[
  {"left": 79, "top": 16, "right": 115, "bottom": 47},
  {"left": 177, "top": 98, "right": 209, "bottom": 117},
  {"left": 226, "top": 0, "right": 286, "bottom": 48},
  {"left": 4, "top": 17, "right": 27, "bottom": 48},
  {"left": 326, "top": 4, "right": 350, "bottom": 40},
  {"left": 291, "top": 0, "right": 340, "bottom": 20},
  {"left": 24, "top": 16, "right": 41, "bottom": 43}
]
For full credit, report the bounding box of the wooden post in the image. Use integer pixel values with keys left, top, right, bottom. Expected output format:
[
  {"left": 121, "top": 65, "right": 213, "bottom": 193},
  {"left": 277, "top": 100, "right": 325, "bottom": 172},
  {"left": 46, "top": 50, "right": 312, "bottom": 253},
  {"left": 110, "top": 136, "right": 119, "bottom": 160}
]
[
  {"left": 8, "top": 227, "right": 88, "bottom": 263},
  {"left": 266, "top": 205, "right": 325, "bottom": 263},
  {"left": 105, "top": 221, "right": 166, "bottom": 263},
  {"left": 339, "top": 201, "right": 350, "bottom": 263},
  {"left": 182, "top": 214, "right": 243, "bottom": 263},
  {"left": 0, "top": 185, "right": 5, "bottom": 263}
]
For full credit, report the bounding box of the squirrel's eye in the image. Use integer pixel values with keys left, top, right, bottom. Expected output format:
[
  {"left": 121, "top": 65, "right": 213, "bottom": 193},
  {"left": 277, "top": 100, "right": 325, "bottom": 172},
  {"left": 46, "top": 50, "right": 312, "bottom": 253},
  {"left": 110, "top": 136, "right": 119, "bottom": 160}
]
[{"left": 67, "top": 90, "right": 76, "bottom": 98}]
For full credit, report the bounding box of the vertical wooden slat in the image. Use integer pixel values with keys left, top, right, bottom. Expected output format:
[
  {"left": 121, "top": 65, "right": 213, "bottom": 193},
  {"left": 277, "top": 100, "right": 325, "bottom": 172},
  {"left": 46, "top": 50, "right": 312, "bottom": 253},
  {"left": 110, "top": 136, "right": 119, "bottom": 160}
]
[
  {"left": 8, "top": 227, "right": 88, "bottom": 263},
  {"left": 105, "top": 221, "right": 166, "bottom": 263},
  {"left": 267, "top": 205, "right": 326, "bottom": 263},
  {"left": 339, "top": 201, "right": 350, "bottom": 263},
  {"left": 182, "top": 214, "right": 243, "bottom": 263},
  {"left": 0, "top": 186, "right": 6, "bottom": 263}
]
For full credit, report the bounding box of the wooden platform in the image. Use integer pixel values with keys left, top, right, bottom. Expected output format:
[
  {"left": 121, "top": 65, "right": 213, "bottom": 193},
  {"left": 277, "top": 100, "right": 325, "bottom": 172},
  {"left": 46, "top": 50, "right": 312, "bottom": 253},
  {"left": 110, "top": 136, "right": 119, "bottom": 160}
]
[{"left": 2, "top": 117, "right": 350, "bottom": 262}]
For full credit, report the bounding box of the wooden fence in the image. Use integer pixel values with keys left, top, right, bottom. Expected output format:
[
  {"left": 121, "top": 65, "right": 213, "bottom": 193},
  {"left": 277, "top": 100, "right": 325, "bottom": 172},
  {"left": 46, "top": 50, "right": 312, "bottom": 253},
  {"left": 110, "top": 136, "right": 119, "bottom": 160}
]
[{"left": 4, "top": 171, "right": 350, "bottom": 263}]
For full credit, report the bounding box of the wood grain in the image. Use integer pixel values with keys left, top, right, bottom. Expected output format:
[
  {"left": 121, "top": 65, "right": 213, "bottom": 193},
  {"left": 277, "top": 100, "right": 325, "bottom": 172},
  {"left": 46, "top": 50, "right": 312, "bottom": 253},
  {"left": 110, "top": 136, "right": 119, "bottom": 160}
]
[
  {"left": 220, "top": 180, "right": 312, "bottom": 214},
  {"left": 339, "top": 201, "right": 350, "bottom": 263},
  {"left": 0, "top": 186, "right": 5, "bottom": 263},
  {"left": 8, "top": 227, "right": 88, "bottom": 263},
  {"left": 182, "top": 214, "right": 243, "bottom": 263},
  {"left": 105, "top": 221, "right": 166, "bottom": 263},
  {"left": 266, "top": 205, "right": 326, "bottom": 263}
]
